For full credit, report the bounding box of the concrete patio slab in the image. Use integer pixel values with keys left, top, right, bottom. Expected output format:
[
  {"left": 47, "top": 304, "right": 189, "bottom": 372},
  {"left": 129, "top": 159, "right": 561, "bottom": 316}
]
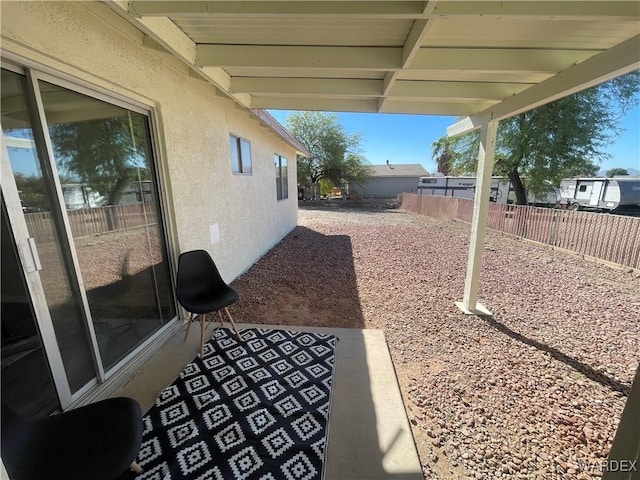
[{"left": 112, "top": 322, "right": 423, "bottom": 479}]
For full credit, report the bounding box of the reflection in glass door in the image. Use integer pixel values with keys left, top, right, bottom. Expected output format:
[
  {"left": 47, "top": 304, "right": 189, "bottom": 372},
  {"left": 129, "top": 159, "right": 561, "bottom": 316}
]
[
  {"left": 1, "top": 64, "right": 176, "bottom": 406},
  {"left": 1, "top": 68, "right": 96, "bottom": 395},
  {"left": 38, "top": 79, "right": 176, "bottom": 370}
]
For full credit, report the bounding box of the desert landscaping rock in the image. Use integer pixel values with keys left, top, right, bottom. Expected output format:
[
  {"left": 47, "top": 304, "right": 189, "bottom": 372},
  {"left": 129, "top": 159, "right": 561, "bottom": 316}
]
[{"left": 231, "top": 204, "right": 640, "bottom": 480}]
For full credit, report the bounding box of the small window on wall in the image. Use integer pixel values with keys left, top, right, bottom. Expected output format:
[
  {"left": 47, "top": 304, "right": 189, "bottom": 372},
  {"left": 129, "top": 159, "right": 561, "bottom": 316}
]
[
  {"left": 230, "top": 135, "right": 252, "bottom": 174},
  {"left": 275, "top": 154, "right": 288, "bottom": 200}
]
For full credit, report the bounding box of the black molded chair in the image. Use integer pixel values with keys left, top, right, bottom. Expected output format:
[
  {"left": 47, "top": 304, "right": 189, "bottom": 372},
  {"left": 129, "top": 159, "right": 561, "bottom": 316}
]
[
  {"left": 1, "top": 397, "right": 143, "bottom": 480},
  {"left": 176, "top": 249, "right": 241, "bottom": 357}
]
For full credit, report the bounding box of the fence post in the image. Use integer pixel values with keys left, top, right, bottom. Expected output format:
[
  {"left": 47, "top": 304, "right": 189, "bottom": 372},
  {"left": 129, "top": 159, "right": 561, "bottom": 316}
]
[{"left": 550, "top": 209, "right": 559, "bottom": 245}]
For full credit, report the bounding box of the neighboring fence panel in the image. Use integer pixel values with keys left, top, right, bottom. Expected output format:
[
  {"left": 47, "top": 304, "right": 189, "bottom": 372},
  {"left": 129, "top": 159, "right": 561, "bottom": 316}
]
[
  {"left": 421, "top": 195, "right": 461, "bottom": 220},
  {"left": 401, "top": 193, "right": 640, "bottom": 269},
  {"left": 400, "top": 192, "right": 423, "bottom": 216},
  {"left": 24, "top": 204, "right": 156, "bottom": 244},
  {"left": 24, "top": 212, "right": 56, "bottom": 244}
]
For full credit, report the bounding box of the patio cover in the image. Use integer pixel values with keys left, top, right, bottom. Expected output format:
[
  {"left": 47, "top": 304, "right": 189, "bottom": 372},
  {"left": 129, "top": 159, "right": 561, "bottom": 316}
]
[{"left": 106, "top": 0, "right": 640, "bottom": 313}]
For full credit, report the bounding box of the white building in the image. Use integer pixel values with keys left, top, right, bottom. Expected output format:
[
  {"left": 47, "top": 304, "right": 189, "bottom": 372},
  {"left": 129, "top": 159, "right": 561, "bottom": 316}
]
[{"left": 354, "top": 163, "right": 429, "bottom": 198}]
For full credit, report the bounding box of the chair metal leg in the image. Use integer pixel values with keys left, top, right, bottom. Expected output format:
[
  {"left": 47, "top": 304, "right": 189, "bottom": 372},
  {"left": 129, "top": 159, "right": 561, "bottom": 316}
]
[
  {"left": 199, "top": 313, "right": 207, "bottom": 357},
  {"left": 224, "top": 307, "right": 241, "bottom": 340},
  {"left": 183, "top": 312, "right": 194, "bottom": 342},
  {"left": 130, "top": 461, "right": 143, "bottom": 474}
]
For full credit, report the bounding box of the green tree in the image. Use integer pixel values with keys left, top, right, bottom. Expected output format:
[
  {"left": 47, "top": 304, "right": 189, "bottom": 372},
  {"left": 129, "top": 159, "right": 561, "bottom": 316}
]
[
  {"left": 286, "top": 112, "right": 372, "bottom": 199},
  {"left": 442, "top": 71, "right": 639, "bottom": 204},
  {"left": 13, "top": 173, "right": 48, "bottom": 212},
  {"left": 48, "top": 114, "right": 149, "bottom": 205},
  {"left": 431, "top": 136, "right": 455, "bottom": 175},
  {"left": 318, "top": 178, "right": 335, "bottom": 196},
  {"left": 606, "top": 168, "right": 629, "bottom": 177}
]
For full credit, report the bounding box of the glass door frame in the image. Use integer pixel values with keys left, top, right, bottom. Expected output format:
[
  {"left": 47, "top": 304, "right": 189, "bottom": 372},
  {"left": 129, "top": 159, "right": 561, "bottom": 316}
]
[
  {"left": 33, "top": 61, "right": 180, "bottom": 380},
  {"left": 1, "top": 115, "right": 77, "bottom": 409},
  {"left": 1, "top": 59, "right": 179, "bottom": 409}
]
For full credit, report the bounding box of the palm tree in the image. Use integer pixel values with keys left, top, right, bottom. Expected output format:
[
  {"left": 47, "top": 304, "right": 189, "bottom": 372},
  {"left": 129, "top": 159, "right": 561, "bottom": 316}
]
[{"left": 432, "top": 136, "right": 454, "bottom": 176}]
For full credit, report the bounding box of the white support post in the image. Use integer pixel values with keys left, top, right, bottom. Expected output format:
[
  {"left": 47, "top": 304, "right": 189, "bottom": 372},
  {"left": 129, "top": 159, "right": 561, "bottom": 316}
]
[{"left": 455, "top": 119, "right": 498, "bottom": 316}]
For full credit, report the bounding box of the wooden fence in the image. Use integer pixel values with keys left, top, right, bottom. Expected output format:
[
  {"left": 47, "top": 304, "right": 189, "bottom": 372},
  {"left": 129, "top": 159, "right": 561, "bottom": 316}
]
[
  {"left": 25, "top": 204, "right": 157, "bottom": 243},
  {"left": 401, "top": 193, "right": 640, "bottom": 270}
]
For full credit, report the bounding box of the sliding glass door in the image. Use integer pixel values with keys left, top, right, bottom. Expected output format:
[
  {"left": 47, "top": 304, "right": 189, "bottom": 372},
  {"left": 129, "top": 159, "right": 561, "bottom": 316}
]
[
  {"left": 1, "top": 64, "right": 176, "bottom": 411},
  {"left": 37, "top": 78, "right": 175, "bottom": 370}
]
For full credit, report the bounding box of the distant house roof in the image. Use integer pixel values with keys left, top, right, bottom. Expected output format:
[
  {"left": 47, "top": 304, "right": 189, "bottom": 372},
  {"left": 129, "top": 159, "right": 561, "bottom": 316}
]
[{"left": 370, "top": 164, "right": 429, "bottom": 178}]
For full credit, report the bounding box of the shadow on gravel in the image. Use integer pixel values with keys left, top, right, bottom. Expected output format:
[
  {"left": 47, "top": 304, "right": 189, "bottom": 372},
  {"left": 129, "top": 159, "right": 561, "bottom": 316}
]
[
  {"left": 231, "top": 226, "right": 366, "bottom": 329},
  {"left": 483, "top": 316, "right": 630, "bottom": 396}
]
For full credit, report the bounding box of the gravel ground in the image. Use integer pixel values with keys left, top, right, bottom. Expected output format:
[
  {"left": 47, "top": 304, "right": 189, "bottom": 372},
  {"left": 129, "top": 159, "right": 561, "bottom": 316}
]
[{"left": 231, "top": 204, "right": 640, "bottom": 480}]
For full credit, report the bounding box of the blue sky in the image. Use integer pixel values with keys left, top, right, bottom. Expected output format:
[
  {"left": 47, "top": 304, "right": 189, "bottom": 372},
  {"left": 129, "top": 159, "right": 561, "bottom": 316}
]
[{"left": 269, "top": 106, "right": 640, "bottom": 174}]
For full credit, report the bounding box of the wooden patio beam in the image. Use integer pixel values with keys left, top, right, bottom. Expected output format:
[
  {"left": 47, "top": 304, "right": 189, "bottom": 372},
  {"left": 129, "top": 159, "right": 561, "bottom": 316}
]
[
  {"left": 127, "top": 1, "right": 639, "bottom": 21},
  {"left": 128, "top": 1, "right": 427, "bottom": 19},
  {"left": 379, "top": 1, "right": 437, "bottom": 111}
]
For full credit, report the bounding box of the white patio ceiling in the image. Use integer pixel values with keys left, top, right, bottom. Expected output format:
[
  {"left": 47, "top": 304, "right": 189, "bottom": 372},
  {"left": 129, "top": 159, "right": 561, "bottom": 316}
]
[{"left": 109, "top": 0, "right": 640, "bottom": 122}]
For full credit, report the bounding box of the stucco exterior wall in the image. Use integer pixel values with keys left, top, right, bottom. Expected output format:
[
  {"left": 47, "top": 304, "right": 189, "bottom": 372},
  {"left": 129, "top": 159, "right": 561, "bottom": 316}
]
[
  {"left": 355, "top": 177, "right": 421, "bottom": 198},
  {"left": 1, "top": 1, "right": 298, "bottom": 281}
]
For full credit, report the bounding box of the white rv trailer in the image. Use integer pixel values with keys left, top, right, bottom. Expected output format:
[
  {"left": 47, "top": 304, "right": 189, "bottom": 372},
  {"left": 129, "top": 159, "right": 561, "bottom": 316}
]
[
  {"left": 417, "top": 175, "right": 561, "bottom": 206},
  {"left": 559, "top": 177, "right": 640, "bottom": 211},
  {"left": 417, "top": 176, "right": 512, "bottom": 203}
]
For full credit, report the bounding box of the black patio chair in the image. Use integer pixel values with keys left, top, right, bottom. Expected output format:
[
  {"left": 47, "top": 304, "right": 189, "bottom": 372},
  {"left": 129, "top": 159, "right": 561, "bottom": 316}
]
[
  {"left": 176, "top": 249, "right": 241, "bottom": 357},
  {"left": 1, "top": 397, "right": 143, "bottom": 480}
]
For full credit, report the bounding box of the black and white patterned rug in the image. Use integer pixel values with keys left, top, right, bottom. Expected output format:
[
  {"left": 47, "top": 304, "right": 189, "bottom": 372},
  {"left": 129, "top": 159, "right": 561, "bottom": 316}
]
[{"left": 128, "top": 327, "right": 337, "bottom": 480}]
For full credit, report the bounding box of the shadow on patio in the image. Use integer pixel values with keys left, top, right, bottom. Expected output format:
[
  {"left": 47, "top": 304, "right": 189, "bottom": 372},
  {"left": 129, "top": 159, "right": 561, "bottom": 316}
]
[{"left": 112, "top": 225, "right": 422, "bottom": 479}]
